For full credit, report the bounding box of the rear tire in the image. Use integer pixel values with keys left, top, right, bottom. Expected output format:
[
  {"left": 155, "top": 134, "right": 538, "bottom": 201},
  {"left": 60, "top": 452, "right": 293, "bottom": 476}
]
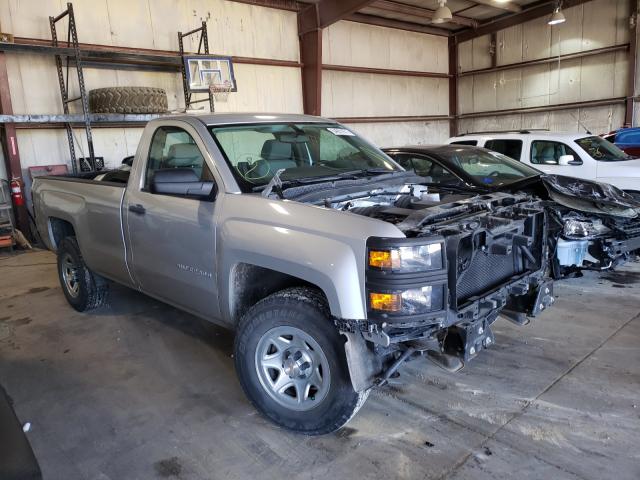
[
  {"left": 57, "top": 236, "right": 109, "bottom": 312},
  {"left": 234, "top": 287, "right": 368, "bottom": 435}
]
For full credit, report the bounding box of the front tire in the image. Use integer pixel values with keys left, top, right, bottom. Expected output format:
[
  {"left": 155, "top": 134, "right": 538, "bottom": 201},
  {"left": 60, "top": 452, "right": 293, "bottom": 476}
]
[
  {"left": 57, "top": 236, "right": 109, "bottom": 312},
  {"left": 234, "top": 287, "right": 368, "bottom": 435}
]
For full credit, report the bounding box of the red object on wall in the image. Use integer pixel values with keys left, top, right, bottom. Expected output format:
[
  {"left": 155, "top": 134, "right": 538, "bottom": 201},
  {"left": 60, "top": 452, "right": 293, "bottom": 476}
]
[{"left": 10, "top": 178, "right": 25, "bottom": 207}]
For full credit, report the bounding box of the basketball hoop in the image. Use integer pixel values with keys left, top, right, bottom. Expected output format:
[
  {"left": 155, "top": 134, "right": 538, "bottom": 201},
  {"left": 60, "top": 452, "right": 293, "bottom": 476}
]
[{"left": 209, "top": 80, "right": 233, "bottom": 102}]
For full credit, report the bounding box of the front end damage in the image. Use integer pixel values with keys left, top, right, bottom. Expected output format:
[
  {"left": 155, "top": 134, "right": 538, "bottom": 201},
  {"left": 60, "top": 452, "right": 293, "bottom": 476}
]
[
  {"left": 337, "top": 192, "right": 554, "bottom": 388},
  {"left": 542, "top": 176, "right": 640, "bottom": 275}
]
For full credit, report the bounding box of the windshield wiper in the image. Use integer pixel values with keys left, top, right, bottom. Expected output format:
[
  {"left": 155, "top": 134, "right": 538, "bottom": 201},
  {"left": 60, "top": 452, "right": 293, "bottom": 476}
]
[
  {"left": 336, "top": 168, "right": 404, "bottom": 178},
  {"left": 254, "top": 173, "right": 344, "bottom": 194}
]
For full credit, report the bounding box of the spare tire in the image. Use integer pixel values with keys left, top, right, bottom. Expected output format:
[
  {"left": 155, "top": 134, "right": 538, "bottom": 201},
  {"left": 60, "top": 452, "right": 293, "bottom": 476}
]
[{"left": 89, "top": 87, "right": 168, "bottom": 114}]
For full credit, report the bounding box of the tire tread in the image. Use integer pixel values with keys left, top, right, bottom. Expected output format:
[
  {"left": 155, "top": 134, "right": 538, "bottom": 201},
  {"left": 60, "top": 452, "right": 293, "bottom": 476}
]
[{"left": 235, "top": 287, "right": 367, "bottom": 435}]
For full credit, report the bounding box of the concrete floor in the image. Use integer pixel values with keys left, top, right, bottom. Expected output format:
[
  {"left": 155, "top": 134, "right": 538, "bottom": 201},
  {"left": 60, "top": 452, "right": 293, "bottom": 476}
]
[{"left": 1, "top": 250, "right": 639, "bottom": 480}]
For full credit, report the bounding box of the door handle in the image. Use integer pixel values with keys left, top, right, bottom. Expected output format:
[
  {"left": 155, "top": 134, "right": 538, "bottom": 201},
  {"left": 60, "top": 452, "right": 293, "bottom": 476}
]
[{"left": 128, "top": 204, "right": 146, "bottom": 215}]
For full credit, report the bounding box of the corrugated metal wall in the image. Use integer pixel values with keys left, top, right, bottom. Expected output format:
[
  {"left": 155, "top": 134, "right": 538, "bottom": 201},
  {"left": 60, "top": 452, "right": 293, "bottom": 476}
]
[
  {"left": 457, "top": 0, "right": 630, "bottom": 135},
  {"left": 321, "top": 21, "right": 450, "bottom": 147},
  {"left": 1, "top": 0, "right": 302, "bottom": 171}
]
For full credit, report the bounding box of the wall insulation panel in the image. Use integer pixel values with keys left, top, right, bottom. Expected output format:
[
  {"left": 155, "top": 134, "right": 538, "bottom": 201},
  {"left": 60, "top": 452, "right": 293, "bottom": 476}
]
[
  {"left": 0, "top": 0, "right": 302, "bottom": 172},
  {"left": 457, "top": 0, "right": 632, "bottom": 135},
  {"left": 322, "top": 70, "right": 448, "bottom": 118},
  {"left": 322, "top": 20, "right": 449, "bottom": 146},
  {"left": 345, "top": 120, "right": 450, "bottom": 149},
  {"left": 322, "top": 21, "right": 448, "bottom": 73},
  {"left": 458, "top": 104, "right": 625, "bottom": 137}
]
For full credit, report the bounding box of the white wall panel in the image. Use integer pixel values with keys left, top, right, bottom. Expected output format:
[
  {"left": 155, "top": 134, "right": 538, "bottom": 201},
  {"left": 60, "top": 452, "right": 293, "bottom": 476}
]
[
  {"left": 581, "top": 0, "right": 627, "bottom": 51},
  {"left": 497, "top": 25, "right": 522, "bottom": 65},
  {"left": 471, "top": 72, "right": 497, "bottom": 113},
  {"left": 547, "top": 57, "right": 581, "bottom": 105},
  {"left": 2, "top": 0, "right": 302, "bottom": 173},
  {"left": 460, "top": 0, "right": 631, "bottom": 134},
  {"left": 322, "top": 71, "right": 448, "bottom": 118},
  {"left": 322, "top": 21, "right": 448, "bottom": 73},
  {"left": 457, "top": 75, "right": 474, "bottom": 115},
  {"left": 550, "top": 2, "right": 583, "bottom": 56},
  {"left": 522, "top": 16, "right": 552, "bottom": 61},
  {"left": 345, "top": 121, "right": 450, "bottom": 148},
  {"left": 458, "top": 105, "right": 624, "bottom": 137},
  {"left": 5, "top": 54, "right": 302, "bottom": 115},
  {"left": 0, "top": 0, "right": 300, "bottom": 61},
  {"left": 458, "top": 34, "right": 492, "bottom": 72},
  {"left": 496, "top": 69, "right": 523, "bottom": 110},
  {"left": 15, "top": 128, "right": 145, "bottom": 173}
]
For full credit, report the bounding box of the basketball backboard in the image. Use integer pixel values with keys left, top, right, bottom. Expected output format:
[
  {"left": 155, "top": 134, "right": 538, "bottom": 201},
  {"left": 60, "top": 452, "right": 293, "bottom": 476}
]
[{"left": 183, "top": 55, "right": 237, "bottom": 93}]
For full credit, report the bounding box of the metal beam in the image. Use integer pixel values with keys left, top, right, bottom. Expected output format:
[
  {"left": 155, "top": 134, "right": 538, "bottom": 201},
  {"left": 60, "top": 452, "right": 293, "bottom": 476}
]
[
  {"left": 469, "top": 0, "right": 522, "bottom": 13},
  {"left": 0, "top": 113, "right": 165, "bottom": 124},
  {"left": 223, "top": 0, "right": 301, "bottom": 11},
  {"left": 333, "top": 115, "right": 452, "bottom": 123},
  {"left": 458, "top": 97, "right": 626, "bottom": 119},
  {"left": 299, "top": 29, "right": 323, "bottom": 115},
  {"left": 299, "top": 0, "right": 377, "bottom": 34},
  {"left": 346, "top": 13, "right": 450, "bottom": 36},
  {"left": 0, "top": 52, "right": 29, "bottom": 235},
  {"left": 449, "top": 36, "right": 458, "bottom": 137},
  {"left": 458, "top": 44, "right": 630, "bottom": 77},
  {"left": 626, "top": 0, "right": 637, "bottom": 126},
  {"left": 0, "top": 38, "right": 302, "bottom": 71},
  {"left": 370, "top": 0, "right": 477, "bottom": 28},
  {"left": 455, "top": 0, "right": 595, "bottom": 43},
  {"left": 322, "top": 63, "right": 450, "bottom": 78}
]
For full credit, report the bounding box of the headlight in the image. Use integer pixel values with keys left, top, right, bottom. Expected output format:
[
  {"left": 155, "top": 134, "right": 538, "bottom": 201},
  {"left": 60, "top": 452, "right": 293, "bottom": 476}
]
[
  {"left": 369, "top": 285, "right": 445, "bottom": 315},
  {"left": 368, "top": 243, "right": 443, "bottom": 272},
  {"left": 563, "top": 219, "right": 610, "bottom": 238}
]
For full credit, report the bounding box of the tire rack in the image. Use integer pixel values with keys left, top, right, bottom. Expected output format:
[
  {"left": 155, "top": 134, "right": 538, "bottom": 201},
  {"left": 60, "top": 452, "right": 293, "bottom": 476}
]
[
  {"left": 49, "top": 2, "right": 96, "bottom": 174},
  {"left": 178, "top": 22, "right": 215, "bottom": 113}
]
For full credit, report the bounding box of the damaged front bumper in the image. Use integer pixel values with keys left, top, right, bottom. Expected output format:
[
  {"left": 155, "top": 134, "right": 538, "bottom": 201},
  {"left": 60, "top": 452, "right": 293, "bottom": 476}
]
[{"left": 339, "top": 273, "right": 554, "bottom": 391}]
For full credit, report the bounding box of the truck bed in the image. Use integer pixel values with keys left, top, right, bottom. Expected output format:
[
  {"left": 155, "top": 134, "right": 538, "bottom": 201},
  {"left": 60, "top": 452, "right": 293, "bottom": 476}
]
[{"left": 32, "top": 175, "right": 132, "bottom": 287}]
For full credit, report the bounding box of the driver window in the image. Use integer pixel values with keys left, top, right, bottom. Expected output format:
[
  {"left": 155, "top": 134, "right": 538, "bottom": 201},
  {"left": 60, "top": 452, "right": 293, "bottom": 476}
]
[
  {"left": 530, "top": 141, "right": 578, "bottom": 165},
  {"left": 145, "top": 126, "right": 212, "bottom": 192}
]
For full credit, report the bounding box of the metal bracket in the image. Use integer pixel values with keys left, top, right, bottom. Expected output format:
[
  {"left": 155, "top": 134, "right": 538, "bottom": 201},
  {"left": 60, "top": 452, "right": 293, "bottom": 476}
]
[{"left": 178, "top": 22, "right": 215, "bottom": 112}]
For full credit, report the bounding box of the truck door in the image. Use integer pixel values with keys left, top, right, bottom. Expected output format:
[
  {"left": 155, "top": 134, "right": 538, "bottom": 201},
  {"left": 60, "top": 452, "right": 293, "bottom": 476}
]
[
  {"left": 124, "top": 124, "right": 220, "bottom": 320},
  {"left": 528, "top": 139, "right": 597, "bottom": 180}
]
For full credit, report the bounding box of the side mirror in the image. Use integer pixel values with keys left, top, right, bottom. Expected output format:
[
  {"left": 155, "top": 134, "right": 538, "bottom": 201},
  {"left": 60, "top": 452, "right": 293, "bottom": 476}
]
[
  {"left": 558, "top": 155, "right": 582, "bottom": 166},
  {"left": 122, "top": 155, "right": 134, "bottom": 166},
  {"left": 152, "top": 168, "right": 216, "bottom": 199}
]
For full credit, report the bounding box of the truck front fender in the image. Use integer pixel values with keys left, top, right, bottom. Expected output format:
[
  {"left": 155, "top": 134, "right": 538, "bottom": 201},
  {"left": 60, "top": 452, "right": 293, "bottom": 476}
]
[{"left": 220, "top": 219, "right": 366, "bottom": 321}]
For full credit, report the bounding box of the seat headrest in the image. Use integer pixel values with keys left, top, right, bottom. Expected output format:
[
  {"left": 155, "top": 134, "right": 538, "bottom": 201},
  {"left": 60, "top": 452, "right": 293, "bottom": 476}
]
[
  {"left": 261, "top": 140, "right": 292, "bottom": 160},
  {"left": 167, "top": 143, "right": 201, "bottom": 161}
]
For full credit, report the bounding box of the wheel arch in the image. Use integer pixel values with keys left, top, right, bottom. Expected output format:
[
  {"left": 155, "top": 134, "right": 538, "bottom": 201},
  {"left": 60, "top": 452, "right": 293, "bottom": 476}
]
[
  {"left": 226, "top": 262, "right": 334, "bottom": 324},
  {"left": 48, "top": 216, "right": 76, "bottom": 251}
]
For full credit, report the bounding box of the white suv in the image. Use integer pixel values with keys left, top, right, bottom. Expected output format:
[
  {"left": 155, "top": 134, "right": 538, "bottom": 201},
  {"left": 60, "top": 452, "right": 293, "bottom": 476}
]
[{"left": 447, "top": 131, "right": 640, "bottom": 195}]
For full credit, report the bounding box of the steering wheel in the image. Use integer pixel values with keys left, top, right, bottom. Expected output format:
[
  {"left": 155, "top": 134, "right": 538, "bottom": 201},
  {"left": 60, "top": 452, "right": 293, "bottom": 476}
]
[{"left": 488, "top": 170, "right": 501, "bottom": 177}]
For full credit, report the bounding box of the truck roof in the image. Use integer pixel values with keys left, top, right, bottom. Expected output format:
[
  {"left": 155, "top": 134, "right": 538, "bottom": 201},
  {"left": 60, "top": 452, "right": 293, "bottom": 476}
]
[{"left": 152, "top": 112, "right": 332, "bottom": 127}]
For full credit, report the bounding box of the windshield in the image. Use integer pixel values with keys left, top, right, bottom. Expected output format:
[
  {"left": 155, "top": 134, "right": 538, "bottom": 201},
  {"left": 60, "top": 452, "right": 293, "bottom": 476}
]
[
  {"left": 440, "top": 147, "right": 540, "bottom": 187},
  {"left": 209, "top": 123, "right": 401, "bottom": 191},
  {"left": 575, "top": 136, "right": 630, "bottom": 162}
]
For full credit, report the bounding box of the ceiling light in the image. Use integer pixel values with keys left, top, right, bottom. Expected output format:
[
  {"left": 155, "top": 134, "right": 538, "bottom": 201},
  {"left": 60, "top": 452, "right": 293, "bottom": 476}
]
[
  {"left": 433, "top": 0, "right": 453, "bottom": 24},
  {"left": 548, "top": 6, "right": 566, "bottom": 25}
]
